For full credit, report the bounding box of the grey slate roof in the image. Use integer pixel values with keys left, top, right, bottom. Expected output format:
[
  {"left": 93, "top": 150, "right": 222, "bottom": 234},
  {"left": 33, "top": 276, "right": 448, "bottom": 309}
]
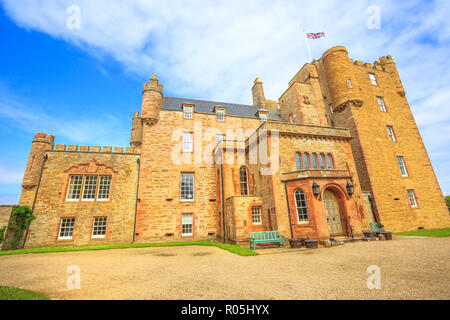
[{"left": 162, "top": 96, "right": 286, "bottom": 121}]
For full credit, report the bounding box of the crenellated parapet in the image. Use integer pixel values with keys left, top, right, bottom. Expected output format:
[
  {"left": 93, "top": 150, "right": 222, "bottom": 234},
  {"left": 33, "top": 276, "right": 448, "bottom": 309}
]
[{"left": 52, "top": 144, "right": 140, "bottom": 154}]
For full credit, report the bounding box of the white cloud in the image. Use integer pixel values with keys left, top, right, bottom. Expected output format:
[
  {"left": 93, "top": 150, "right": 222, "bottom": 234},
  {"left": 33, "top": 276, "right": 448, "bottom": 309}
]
[
  {"left": 0, "top": 83, "right": 129, "bottom": 146},
  {"left": 1, "top": 0, "right": 449, "bottom": 193}
]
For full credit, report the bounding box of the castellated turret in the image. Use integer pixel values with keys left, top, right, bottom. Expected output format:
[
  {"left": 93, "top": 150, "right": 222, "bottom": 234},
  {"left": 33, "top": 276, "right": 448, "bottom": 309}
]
[
  {"left": 130, "top": 111, "right": 143, "bottom": 147},
  {"left": 141, "top": 74, "right": 163, "bottom": 126},
  {"left": 379, "top": 55, "right": 405, "bottom": 96},
  {"left": 22, "top": 133, "right": 54, "bottom": 189},
  {"left": 322, "top": 46, "right": 363, "bottom": 113}
]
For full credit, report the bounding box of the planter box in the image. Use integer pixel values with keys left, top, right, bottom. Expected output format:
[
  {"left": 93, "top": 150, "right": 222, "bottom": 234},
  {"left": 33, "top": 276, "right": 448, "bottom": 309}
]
[
  {"left": 289, "top": 238, "right": 305, "bottom": 248},
  {"left": 305, "top": 240, "right": 318, "bottom": 249}
]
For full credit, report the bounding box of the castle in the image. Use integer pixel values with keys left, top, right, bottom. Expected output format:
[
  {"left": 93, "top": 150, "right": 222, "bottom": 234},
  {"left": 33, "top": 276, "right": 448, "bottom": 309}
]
[{"left": 2, "top": 46, "right": 449, "bottom": 249}]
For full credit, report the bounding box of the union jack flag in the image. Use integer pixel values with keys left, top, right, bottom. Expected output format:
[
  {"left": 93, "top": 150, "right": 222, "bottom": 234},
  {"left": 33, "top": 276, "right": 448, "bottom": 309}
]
[{"left": 306, "top": 32, "right": 325, "bottom": 39}]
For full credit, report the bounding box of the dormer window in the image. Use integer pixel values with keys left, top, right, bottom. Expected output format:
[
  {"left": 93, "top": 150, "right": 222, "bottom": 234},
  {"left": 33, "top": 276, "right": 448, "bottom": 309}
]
[
  {"left": 183, "top": 105, "right": 194, "bottom": 119},
  {"left": 217, "top": 109, "right": 225, "bottom": 121},
  {"left": 258, "top": 110, "right": 268, "bottom": 123},
  {"left": 215, "top": 106, "right": 226, "bottom": 121}
]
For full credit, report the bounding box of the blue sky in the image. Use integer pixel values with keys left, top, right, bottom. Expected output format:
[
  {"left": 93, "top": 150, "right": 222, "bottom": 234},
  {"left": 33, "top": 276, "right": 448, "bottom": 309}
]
[{"left": 0, "top": 0, "right": 449, "bottom": 204}]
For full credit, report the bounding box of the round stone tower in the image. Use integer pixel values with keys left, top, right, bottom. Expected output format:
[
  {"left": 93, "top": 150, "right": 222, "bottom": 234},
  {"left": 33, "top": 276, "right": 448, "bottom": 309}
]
[
  {"left": 141, "top": 74, "right": 163, "bottom": 126},
  {"left": 322, "top": 46, "right": 363, "bottom": 112}
]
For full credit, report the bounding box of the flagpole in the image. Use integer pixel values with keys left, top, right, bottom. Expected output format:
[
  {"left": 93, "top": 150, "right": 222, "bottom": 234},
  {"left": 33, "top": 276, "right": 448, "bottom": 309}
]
[{"left": 302, "top": 29, "right": 312, "bottom": 62}]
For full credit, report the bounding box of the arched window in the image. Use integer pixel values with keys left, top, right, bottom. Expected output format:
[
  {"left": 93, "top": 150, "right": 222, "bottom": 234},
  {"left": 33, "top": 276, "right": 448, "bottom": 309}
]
[
  {"left": 319, "top": 154, "right": 326, "bottom": 169},
  {"left": 295, "top": 152, "right": 302, "bottom": 171},
  {"left": 303, "top": 153, "right": 310, "bottom": 169},
  {"left": 326, "top": 154, "right": 334, "bottom": 169},
  {"left": 240, "top": 166, "right": 249, "bottom": 196},
  {"left": 294, "top": 189, "right": 309, "bottom": 223},
  {"left": 311, "top": 153, "right": 319, "bottom": 169}
]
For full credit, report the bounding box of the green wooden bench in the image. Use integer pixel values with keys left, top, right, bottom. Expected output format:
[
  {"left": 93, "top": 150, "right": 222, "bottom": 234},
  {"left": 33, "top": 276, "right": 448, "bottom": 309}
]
[
  {"left": 369, "top": 222, "right": 385, "bottom": 232},
  {"left": 249, "top": 231, "right": 285, "bottom": 250}
]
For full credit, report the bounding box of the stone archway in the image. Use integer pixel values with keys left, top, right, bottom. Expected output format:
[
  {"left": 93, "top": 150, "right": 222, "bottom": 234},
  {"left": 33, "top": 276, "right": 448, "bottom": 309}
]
[{"left": 323, "top": 189, "right": 345, "bottom": 236}]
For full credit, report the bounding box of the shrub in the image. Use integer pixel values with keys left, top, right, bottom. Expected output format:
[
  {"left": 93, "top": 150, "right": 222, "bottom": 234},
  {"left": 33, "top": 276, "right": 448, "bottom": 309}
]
[{"left": 9, "top": 206, "right": 34, "bottom": 249}]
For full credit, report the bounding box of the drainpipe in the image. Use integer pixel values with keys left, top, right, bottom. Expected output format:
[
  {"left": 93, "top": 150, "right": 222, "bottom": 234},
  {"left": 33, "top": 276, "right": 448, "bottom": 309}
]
[
  {"left": 283, "top": 181, "right": 294, "bottom": 239},
  {"left": 220, "top": 163, "right": 226, "bottom": 243},
  {"left": 132, "top": 158, "right": 141, "bottom": 243},
  {"left": 22, "top": 154, "right": 48, "bottom": 248},
  {"left": 368, "top": 194, "right": 379, "bottom": 224}
]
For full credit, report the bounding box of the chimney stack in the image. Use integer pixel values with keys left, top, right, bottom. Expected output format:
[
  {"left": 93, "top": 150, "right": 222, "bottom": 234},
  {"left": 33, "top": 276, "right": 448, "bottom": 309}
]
[{"left": 252, "top": 78, "right": 266, "bottom": 108}]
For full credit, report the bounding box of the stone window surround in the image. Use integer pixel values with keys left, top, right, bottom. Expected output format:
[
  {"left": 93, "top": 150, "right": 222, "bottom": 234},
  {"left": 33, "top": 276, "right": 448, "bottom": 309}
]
[
  {"left": 406, "top": 189, "right": 419, "bottom": 208},
  {"left": 57, "top": 216, "right": 77, "bottom": 241},
  {"left": 216, "top": 108, "right": 226, "bottom": 121},
  {"left": 294, "top": 189, "right": 309, "bottom": 224},
  {"left": 251, "top": 206, "right": 262, "bottom": 225},
  {"left": 183, "top": 132, "right": 194, "bottom": 153},
  {"left": 183, "top": 104, "right": 194, "bottom": 119},
  {"left": 377, "top": 96, "right": 387, "bottom": 112},
  {"left": 181, "top": 213, "right": 194, "bottom": 236},
  {"left": 180, "top": 172, "right": 195, "bottom": 202},
  {"left": 91, "top": 216, "right": 108, "bottom": 239},
  {"left": 65, "top": 174, "right": 113, "bottom": 203},
  {"left": 294, "top": 151, "right": 335, "bottom": 171},
  {"left": 369, "top": 72, "right": 378, "bottom": 86},
  {"left": 396, "top": 155, "right": 409, "bottom": 177},
  {"left": 239, "top": 166, "right": 249, "bottom": 196},
  {"left": 386, "top": 125, "right": 397, "bottom": 142}
]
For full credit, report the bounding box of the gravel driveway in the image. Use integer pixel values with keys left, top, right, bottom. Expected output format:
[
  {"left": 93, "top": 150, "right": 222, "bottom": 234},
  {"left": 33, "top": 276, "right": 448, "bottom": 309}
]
[{"left": 0, "top": 237, "right": 449, "bottom": 300}]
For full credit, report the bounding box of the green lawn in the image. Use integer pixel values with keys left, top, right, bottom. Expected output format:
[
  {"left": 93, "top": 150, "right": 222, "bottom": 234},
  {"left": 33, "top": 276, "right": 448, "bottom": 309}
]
[
  {"left": 394, "top": 228, "right": 450, "bottom": 238},
  {"left": 0, "top": 240, "right": 258, "bottom": 257},
  {"left": 0, "top": 286, "right": 50, "bottom": 300}
]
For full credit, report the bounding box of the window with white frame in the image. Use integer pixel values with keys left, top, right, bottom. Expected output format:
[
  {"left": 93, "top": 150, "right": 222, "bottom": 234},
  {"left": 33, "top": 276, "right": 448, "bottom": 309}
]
[
  {"left": 183, "top": 132, "right": 193, "bottom": 152},
  {"left": 289, "top": 114, "right": 295, "bottom": 124},
  {"left": 294, "top": 189, "right": 309, "bottom": 223},
  {"left": 66, "top": 175, "right": 83, "bottom": 201},
  {"left": 183, "top": 106, "right": 193, "bottom": 119},
  {"left": 252, "top": 207, "right": 262, "bottom": 225},
  {"left": 58, "top": 218, "right": 75, "bottom": 240},
  {"left": 348, "top": 79, "right": 353, "bottom": 88},
  {"left": 97, "top": 176, "right": 112, "bottom": 201},
  {"left": 329, "top": 103, "right": 334, "bottom": 114},
  {"left": 369, "top": 73, "right": 378, "bottom": 85},
  {"left": 182, "top": 214, "right": 193, "bottom": 236},
  {"left": 82, "top": 175, "right": 98, "bottom": 201},
  {"left": 181, "top": 173, "right": 194, "bottom": 201},
  {"left": 397, "top": 156, "right": 408, "bottom": 177},
  {"left": 377, "top": 96, "right": 387, "bottom": 112},
  {"left": 217, "top": 109, "right": 225, "bottom": 121},
  {"left": 407, "top": 189, "right": 418, "bottom": 207},
  {"left": 387, "top": 125, "right": 396, "bottom": 142},
  {"left": 260, "top": 113, "right": 267, "bottom": 123},
  {"left": 66, "top": 175, "right": 113, "bottom": 202},
  {"left": 92, "top": 217, "right": 107, "bottom": 238}
]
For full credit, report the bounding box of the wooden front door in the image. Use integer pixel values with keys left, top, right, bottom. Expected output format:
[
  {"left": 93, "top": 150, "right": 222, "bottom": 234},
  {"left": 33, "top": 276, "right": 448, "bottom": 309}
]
[{"left": 324, "top": 190, "right": 344, "bottom": 235}]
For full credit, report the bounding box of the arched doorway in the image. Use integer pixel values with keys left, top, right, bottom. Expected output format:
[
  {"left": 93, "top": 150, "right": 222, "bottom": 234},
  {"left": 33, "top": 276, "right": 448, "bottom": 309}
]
[{"left": 323, "top": 190, "right": 344, "bottom": 235}]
